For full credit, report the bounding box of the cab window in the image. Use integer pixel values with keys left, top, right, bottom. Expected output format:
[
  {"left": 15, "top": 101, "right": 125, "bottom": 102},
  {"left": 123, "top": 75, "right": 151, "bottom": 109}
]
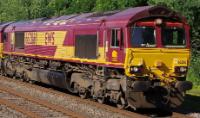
[
  {"left": 131, "top": 27, "right": 156, "bottom": 47},
  {"left": 111, "top": 29, "right": 124, "bottom": 48},
  {"left": 162, "top": 27, "right": 186, "bottom": 47}
]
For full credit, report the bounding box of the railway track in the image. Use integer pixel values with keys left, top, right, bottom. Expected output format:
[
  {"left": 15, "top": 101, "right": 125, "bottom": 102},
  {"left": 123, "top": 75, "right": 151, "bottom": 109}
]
[
  {"left": 172, "top": 112, "right": 191, "bottom": 118},
  {"left": 0, "top": 84, "right": 85, "bottom": 118},
  {"left": 0, "top": 76, "right": 191, "bottom": 118}
]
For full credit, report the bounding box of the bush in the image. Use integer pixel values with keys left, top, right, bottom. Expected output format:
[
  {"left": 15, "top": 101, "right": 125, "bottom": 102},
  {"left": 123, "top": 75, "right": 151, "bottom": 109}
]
[{"left": 188, "top": 56, "right": 200, "bottom": 85}]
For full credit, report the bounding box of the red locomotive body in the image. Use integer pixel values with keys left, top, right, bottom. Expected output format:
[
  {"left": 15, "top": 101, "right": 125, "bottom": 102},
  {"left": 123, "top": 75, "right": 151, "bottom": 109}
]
[{"left": 0, "top": 6, "right": 192, "bottom": 109}]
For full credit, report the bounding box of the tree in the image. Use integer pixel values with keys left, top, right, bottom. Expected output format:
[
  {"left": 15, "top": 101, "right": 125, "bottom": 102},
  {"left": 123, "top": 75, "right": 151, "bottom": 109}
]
[
  {"left": 47, "top": 0, "right": 71, "bottom": 16},
  {"left": 30, "top": 0, "right": 53, "bottom": 19},
  {"left": 94, "top": 0, "right": 148, "bottom": 12},
  {"left": 0, "top": 0, "right": 28, "bottom": 21},
  {"left": 63, "top": 0, "right": 96, "bottom": 14}
]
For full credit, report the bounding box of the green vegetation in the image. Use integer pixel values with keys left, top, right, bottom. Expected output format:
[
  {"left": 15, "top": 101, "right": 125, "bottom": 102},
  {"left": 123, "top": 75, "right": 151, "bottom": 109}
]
[
  {"left": 0, "top": 0, "right": 200, "bottom": 85},
  {"left": 188, "top": 86, "right": 200, "bottom": 96}
]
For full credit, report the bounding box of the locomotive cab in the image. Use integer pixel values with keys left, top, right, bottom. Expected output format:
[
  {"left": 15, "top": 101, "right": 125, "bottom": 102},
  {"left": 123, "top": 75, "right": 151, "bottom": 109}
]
[{"left": 124, "top": 18, "right": 192, "bottom": 108}]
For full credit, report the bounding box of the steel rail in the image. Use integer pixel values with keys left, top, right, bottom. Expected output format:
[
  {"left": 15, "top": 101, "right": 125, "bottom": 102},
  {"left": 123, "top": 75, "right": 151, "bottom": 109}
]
[
  {"left": 0, "top": 76, "right": 147, "bottom": 118},
  {"left": 172, "top": 112, "right": 192, "bottom": 118},
  {"left": 0, "top": 76, "right": 191, "bottom": 118},
  {"left": 0, "top": 85, "right": 86, "bottom": 118},
  {"left": 0, "top": 98, "right": 42, "bottom": 118}
]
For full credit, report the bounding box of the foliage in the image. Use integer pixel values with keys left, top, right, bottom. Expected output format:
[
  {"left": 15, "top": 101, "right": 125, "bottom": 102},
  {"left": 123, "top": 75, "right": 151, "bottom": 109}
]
[
  {"left": 54, "top": 0, "right": 95, "bottom": 15},
  {"left": 0, "top": 0, "right": 200, "bottom": 84},
  {"left": 0, "top": 0, "right": 28, "bottom": 21},
  {"left": 94, "top": 0, "right": 147, "bottom": 11}
]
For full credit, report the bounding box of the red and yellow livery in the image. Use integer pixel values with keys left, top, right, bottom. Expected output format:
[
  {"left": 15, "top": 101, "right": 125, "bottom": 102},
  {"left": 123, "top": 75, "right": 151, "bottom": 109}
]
[{"left": 0, "top": 6, "right": 192, "bottom": 109}]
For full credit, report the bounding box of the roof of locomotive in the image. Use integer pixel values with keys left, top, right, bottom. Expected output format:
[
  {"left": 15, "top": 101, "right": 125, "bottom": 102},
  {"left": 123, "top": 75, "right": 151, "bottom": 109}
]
[
  {"left": 3, "top": 6, "right": 186, "bottom": 32},
  {"left": 0, "top": 22, "right": 13, "bottom": 31}
]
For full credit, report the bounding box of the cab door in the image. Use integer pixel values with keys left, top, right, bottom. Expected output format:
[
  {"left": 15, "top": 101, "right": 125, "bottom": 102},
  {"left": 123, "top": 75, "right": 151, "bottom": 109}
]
[{"left": 106, "top": 28, "right": 125, "bottom": 64}]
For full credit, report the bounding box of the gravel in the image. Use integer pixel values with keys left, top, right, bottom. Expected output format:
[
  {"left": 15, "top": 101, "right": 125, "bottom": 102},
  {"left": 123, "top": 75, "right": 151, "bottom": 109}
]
[
  {"left": 0, "top": 104, "right": 27, "bottom": 118},
  {"left": 0, "top": 78, "right": 130, "bottom": 118},
  {"left": 0, "top": 91, "right": 67, "bottom": 118},
  {"left": 189, "top": 113, "right": 200, "bottom": 118}
]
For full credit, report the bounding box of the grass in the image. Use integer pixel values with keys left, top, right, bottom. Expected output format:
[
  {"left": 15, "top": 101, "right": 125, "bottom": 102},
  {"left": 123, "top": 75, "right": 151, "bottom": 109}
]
[{"left": 187, "top": 86, "right": 200, "bottom": 96}]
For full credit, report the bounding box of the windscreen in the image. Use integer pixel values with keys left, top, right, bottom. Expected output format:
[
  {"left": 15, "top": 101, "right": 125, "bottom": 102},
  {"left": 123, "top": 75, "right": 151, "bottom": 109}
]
[
  {"left": 131, "top": 27, "right": 156, "bottom": 47},
  {"left": 162, "top": 27, "right": 186, "bottom": 47}
]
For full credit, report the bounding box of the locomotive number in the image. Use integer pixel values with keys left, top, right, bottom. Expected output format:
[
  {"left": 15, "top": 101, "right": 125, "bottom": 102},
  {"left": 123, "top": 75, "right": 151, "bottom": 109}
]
[
  {"left": 177, "top": 60, "right": 187, "bottom": 65},
  {"left": 25, "top": 32, "right": 37, "bottom": 45},
  {"left": 45, "top": 32, "right": 55, "bottom": 46}
]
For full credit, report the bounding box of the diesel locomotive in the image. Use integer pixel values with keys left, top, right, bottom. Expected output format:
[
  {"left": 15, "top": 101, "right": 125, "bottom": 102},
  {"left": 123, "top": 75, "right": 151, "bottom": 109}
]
[{"left": 0, "top": 6, "right": 192, "bottom": 109}]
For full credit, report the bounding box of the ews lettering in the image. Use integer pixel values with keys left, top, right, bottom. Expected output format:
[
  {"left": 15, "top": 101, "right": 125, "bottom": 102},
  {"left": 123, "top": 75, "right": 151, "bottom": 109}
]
[{"left": 45, "top": 32, "right": 55, "bottom": 46}]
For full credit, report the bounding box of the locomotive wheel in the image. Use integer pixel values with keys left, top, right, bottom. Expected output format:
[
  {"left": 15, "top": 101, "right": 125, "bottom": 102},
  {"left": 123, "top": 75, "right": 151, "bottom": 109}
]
[
  {"left": 23, "top": 72, "right": 28, "bottom": 82},
  {"left": 0, "top": 70, "right": 3, "bottom": 75},
  {"left": 28, "top": 80, "right": 35, "bottom": 84},
  {"left": 79, "top": 92, "right": 88, "bottom": 99},
  {"left": 5, "top": 68, "right": 15, "bottom": 77},
  {"left": 79, "top": 87, "right": 88, "bottom": 99},
  {"left": 4, "top": 59, "right": 15, "bottom": 77},
  {"left": 74, "top": 82, "right": 88, "bottom": 99},
  {"left": 73, "top": 83, "right": 79, "bottom": 93},
  {"left": 97, "top": 97, "right": 105, "bottom": 104},
  {"left": 116, "top": 97, "right": 126, "bottom": 109},
  {"left": 4, "top": 73, "right": 8, "bottom": 77},
  {"left": 12, "top": 76, "right": 16, "bottom": 79},
  {"left": 19, "top": 78, "right": 24, "bottom": 82}
]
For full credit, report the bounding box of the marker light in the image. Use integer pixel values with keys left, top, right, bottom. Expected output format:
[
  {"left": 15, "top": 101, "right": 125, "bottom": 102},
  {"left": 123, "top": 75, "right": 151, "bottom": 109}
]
[
  {"left": 175, "top": 66, "right": 188, "bottom": 73},
  {"left": 133, "top": 67, "right": 139, "bottom": 72},
  {"left": 130, "top": 66, "right": 143, "bottom": 74},
  {"left": 155, "top": 18, "right": 163, "bottom": 25}
]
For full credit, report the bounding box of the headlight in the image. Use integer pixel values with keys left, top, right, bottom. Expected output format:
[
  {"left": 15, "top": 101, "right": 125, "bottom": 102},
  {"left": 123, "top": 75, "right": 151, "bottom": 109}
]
[
  {"left": 175, "top": 66, "right": 188, "bottom": 73},
  {"left": 130, "top": 66, "right": 143, "bottom": 74}
]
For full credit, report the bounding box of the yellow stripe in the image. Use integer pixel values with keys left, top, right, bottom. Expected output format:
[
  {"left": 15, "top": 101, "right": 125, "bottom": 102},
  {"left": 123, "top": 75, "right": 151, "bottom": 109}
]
[
  {"left": 3, "top": 51, "right": 123, "bottom": 66},
  {"left": 0, "top": 43, "right": 3, "bottom": 58}
]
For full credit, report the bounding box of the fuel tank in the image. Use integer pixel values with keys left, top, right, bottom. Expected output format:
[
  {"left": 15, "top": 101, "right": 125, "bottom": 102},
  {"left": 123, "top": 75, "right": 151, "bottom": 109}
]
[{"left": 28, "top": 68, "right": 70, "bottom": 89}]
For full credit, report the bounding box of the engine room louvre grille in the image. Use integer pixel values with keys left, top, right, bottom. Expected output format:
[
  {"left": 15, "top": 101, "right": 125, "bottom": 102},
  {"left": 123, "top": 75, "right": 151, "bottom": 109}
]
[
  {"left": 75, "top": 34, "right": 97, "bottom": 59},
  {"left": 15, "top": 32, "right": 25, "bottom": 49}
]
